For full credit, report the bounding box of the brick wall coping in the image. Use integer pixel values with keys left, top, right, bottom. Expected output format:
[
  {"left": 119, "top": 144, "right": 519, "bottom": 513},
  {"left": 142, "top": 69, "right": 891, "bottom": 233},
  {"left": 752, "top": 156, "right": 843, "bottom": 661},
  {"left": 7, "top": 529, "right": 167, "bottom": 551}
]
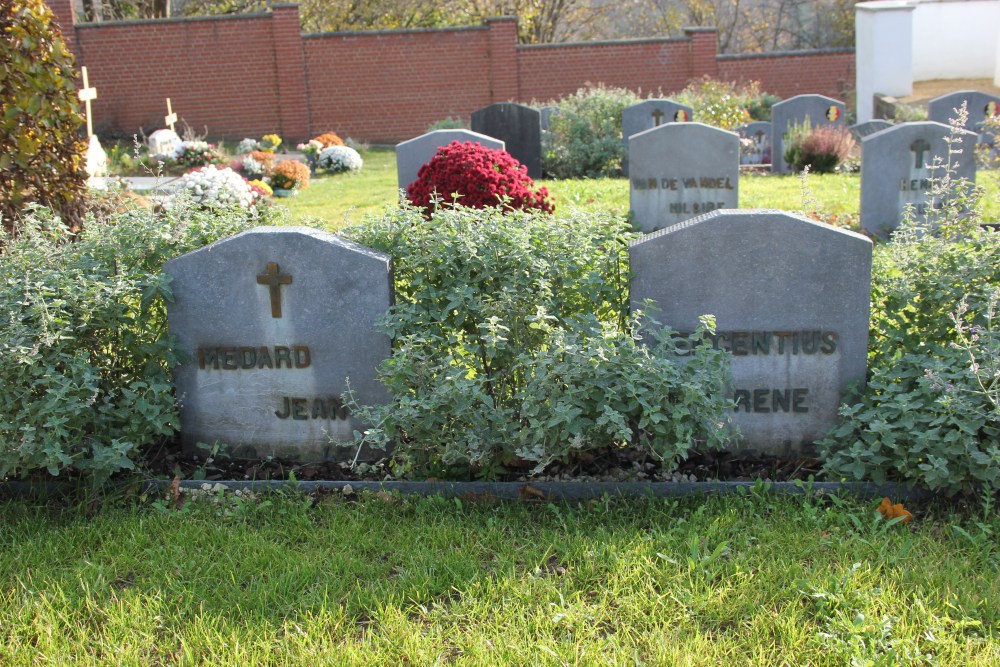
[
  {"left": 717, "top": 47, "right": 855, "bottom": 60},
  {"left": 302, "top": 24, "right": 489, "bottom": 39},
  {"left": 74, "top": 12, "right": 271, "bottom": 29},
  {"left": 518, "top": 35, "right": 690, "bottom": 50}
]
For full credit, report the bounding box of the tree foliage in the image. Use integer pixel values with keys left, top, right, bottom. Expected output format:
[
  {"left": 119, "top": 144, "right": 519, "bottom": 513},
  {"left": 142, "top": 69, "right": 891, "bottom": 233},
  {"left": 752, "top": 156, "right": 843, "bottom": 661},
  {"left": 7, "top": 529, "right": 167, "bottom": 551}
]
[{"left": 0, "top": 0, "right": 87, "bottom": 233}]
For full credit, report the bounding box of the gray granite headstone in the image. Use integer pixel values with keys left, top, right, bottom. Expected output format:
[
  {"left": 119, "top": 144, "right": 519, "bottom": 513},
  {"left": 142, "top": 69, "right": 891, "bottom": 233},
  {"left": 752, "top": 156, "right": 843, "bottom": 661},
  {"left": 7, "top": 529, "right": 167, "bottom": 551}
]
[
  {"left": 736, "top": 121, "right": 772, "bottom": 165},
  {"left": 927, "top": 90, "right": 1000, "bottom": 131},
  {"left": 621, "top": 99, "right": 693, "bottom": 174},
  {"left": 471, "top": 103, "right": 542, "bottom": 178},
  {"left": 850, "top": 120, "right": 892, "bottom": 141},
  {"left": 630, "top": 210, "right": 872, "bottom": 455},
  {"left": 539, "top": 105, "right": 560, "bottom": 133},
  {"left": 395, "top": 130, "right": 505, "bottom": 192},
  {"left": 164, "top": 227, "right": 393, "bottom": 462},
  {"left": 860, "top": 121, "right": 978, "bottom": 237},
  {"left": 770, "top": 94, "right": 847, "bottom": 174},
  {"left": 629, "top": 122, "right": 739, "bottom": 232}
]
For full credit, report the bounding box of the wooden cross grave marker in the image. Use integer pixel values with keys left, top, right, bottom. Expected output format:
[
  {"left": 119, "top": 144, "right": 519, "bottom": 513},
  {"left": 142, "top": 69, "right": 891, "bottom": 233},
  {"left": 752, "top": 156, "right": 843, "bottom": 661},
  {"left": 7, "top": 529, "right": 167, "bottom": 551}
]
[
  {"left": 164, "top": 98, "right": 178, "bottom": 132},
  {"left": 78, "top": 66, "right": 97, "bottom": 138}
]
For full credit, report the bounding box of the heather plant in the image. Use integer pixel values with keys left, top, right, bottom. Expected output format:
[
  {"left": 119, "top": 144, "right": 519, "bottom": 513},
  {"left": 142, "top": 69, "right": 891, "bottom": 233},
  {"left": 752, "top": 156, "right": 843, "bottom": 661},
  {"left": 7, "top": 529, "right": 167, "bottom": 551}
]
[
  {"left": 406, "top": 141, "right": 553, "bottom": 214},
  {"left": 819, "top": 116, "right": 999, "bottom": 494},
  {"left": 1, "top": 0, "right": 88, "bottom": 233},
  {"left": 672, "top": 77, "right": 757, "bottom": 130},
  {"left": 784, "top": 119, "right": 855, "bottom": 173},
  {"left": 344, "top": 204, "right": 732, "bottom": 478},
  {"left": 543, "top": 85, "right": 641, "bottom": 179},
  {"left": 0, "top": 197, "right": 271, "bottom": 483}
]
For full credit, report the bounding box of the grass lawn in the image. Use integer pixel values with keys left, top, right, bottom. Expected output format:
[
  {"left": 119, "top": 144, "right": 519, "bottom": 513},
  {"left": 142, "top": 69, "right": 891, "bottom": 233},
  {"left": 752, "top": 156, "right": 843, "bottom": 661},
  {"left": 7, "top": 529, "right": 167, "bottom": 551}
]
[
  {"left": 283, "top": 148, "right": 1000, "bottom": 232},
  {"left": 1, "top": 490, "right": 996, "bottom": 665}
]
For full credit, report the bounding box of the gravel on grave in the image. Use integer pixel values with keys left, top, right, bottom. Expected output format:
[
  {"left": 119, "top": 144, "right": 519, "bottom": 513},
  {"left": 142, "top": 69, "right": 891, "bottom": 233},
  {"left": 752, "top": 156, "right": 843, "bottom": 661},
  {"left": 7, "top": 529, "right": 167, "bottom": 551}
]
[{"left": 142, "top": 437, "right": 824, "bottom": 484}]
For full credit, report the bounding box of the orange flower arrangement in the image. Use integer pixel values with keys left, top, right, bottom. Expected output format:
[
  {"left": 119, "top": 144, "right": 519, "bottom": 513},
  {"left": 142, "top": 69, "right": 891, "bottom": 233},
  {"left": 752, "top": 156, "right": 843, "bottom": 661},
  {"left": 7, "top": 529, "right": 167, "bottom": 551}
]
[
  {"left": 269, "top": 160, "right": 310, "bottom": 190},
  {"left": 312, "top": 132, "right": 344, "bottom": 148},
  {"left": 876, "top": 498, "right": 913, "bottom": 523}
]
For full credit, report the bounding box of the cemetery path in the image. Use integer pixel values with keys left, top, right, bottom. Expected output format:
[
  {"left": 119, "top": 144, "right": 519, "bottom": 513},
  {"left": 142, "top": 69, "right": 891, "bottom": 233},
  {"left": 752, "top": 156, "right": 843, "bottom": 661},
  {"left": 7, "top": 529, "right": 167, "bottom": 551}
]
[{"left": 903, "top": 78, "right": 1000, "bottom": 105}]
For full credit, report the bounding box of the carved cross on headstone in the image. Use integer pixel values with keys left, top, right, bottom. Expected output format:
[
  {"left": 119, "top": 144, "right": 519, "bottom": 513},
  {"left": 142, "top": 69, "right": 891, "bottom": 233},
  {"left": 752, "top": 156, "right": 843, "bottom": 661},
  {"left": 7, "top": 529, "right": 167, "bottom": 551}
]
[
  {"left": 78, "top": 66, "right": 97, "bottom": 138},
  {"left": 257, "top": 262, "right": 293, "bottom": 318},
  {"left": 164, "top": 98, "right": 178, "bottom": 132},
  {"left": 910, "top": 139, "right": 930, "bottom": 170},
  {"left": 651, "top": 109, "right": 666, "bottom": 127}
]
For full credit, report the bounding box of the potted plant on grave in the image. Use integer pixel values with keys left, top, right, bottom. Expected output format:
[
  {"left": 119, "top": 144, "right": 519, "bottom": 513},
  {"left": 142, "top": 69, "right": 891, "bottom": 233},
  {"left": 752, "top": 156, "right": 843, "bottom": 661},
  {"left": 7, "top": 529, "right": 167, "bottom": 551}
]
[
  {"left": 297, "top": 132, "right": 345, "bottom": 174},
  {"left": 268, "top": 159, "right": 310, "bottom": 197}
]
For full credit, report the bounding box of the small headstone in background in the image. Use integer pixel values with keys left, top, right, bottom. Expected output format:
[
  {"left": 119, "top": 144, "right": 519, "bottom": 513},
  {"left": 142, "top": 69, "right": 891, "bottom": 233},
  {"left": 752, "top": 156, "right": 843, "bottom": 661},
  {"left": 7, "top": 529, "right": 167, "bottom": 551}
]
[
  {"left": 395, "top": 130, "right": 505, "bottom": 192},
  {"left": 770, "top": 94, "right": 847, "bottom": 174},
  {"left": 736, "top": 121, "right": 772, "bottom": 165},
  {"left": 85, "top": 134, "right": 108, "bottom": 189},
  {"left": 164, "top": 227, "right": 393, "bottom": 462},
  {"left": 849, "top": 119, "right": 892, "bottom": 141},
  {"left": 148, "top": 128, "right": 181, "bottom": 159},
  {"left": 860, "top": 121, "right": 978, "bottom": 237},
  {"left": 471, "top": 103, "right": 542, "bottom": 178},
  {"left": 539, "top": 105, "right": 560, "bottom": 133},
  {"left": 621, "top": 99, "right": 694, "bottom": 174},
  {"left": 629, "top": 210, "right": 872, "bottom": 455},
  {"left": 927, "top": 89, "right": 1000, "bottom": 131},
  {"left": 628, "top": 122, "right": 739, "bottom": 232}
]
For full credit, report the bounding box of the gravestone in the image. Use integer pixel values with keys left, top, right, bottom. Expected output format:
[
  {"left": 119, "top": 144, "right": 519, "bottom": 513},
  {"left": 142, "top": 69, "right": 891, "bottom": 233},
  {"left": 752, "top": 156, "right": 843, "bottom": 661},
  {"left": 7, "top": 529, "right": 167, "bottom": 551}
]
[
  {"left": 850, "top": 119, "right": 892, "bottom": 141},
  {"left": 927, "top": 90, "right": 1000, "bottom": 131},
  {"left": 860, "top": 121, "right": 978, "bottom": 236},
  {"left": 395, "top": 130, "right": 505, "bottom": 192},
  {"left": 539, "top": 105, "right": 560, "bottom": 133},
  {"left": 770, "top": 94, "right": 847, "bottom": 174},
  {"left": 736, "top": 121, "right": 772, "bottom": 165},
  {"left": 630, "top": 210, "right": 872, "bottom": 455},
  {"left": 471, "top": 103, "right": 541, "bottom": 178},
  {"left": 629, "top": 122, "right": 739, "bottom": 232},
  {"left": 148, "top": 128, "right": 181, "bottom": 159},
  {"left": 621, "top": 99, "right": 693, "bottom": 174},
  {"left": 164, "top": 227, "right": 393, "bottom": 461}
]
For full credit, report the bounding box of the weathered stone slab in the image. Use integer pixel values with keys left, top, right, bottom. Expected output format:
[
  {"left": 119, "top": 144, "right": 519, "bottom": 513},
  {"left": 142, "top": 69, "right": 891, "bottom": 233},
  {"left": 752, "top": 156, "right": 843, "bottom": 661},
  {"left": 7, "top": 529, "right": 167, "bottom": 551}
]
[
  {"left": 770, "top": 94, "right": 847, "bottom": 174},
  {"left": 860, "top": 121, "right": 978, "bottom": 236},
  {"left": 471, "top": 103, "right": 542, "bottom": 178},
  {"left": 630, "top": 210, "right": 872, "bottom": 455},
  {"left": 621, "top": 99, "right": 693, "bottom": 174},
  {"left": 628, "top": 122, "right": 739, "bottom": 232},
  {"left": 395, "top": 130, "right": 505, "bottom": 192},
  {"left": 164, "top": 227, "right": 393, "bottom": 461},
  {"left": 736, "top": 121, "right": 772, "bottom": 165},
  {"left": 850, "top": 119, "right": 892, "bottom": 140}
]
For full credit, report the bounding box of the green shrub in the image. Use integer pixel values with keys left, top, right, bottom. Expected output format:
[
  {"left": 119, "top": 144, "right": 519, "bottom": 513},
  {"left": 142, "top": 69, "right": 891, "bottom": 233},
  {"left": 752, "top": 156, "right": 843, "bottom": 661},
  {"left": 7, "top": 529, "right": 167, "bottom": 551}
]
[
  {"left": 0, "top": 0, "right": 88, "bottom": 233},
  {"left": 818, "top": 126, "right": 999, "bottom": 494},
  {"left": 543, "top": 85, "right": 640, "bottom": 179},
  {"left": 672, "top": 77, "right": 756, "bottom": 130},
  {"left": 0, "top": 195, "right": 273, "bottom": 483},
  {"left": 746, "top": 91, "right": 782, "bottom": 122},
  {"left": 344, "top": 204, "right": 733, "bottom": 478}
]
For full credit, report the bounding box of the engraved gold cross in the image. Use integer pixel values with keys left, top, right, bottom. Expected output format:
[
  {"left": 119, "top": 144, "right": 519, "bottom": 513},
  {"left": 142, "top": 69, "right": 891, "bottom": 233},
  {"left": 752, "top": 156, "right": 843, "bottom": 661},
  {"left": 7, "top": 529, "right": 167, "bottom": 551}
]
[{"left": 257, "top": 262, "right": 292, "bottom": 318}]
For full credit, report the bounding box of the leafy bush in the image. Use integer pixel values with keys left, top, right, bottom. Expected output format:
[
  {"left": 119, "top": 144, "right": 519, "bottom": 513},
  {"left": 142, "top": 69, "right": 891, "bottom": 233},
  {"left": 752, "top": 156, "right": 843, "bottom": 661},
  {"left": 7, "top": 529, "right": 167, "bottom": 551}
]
[
  {"left": 269, "top": 160, "right": 310, "bottom": 190},
  {"left": 672, "top": 77, "right": 757, "bottom": 130},
  {"left": 784, "top": 120, "right": 855, "bottom": 173},
  {"left": 1, "top": 0, "right": 88, "bottom": 233},
  {"left": 427, "top": 117, "right": 467, "bottom": 131},
  {"left": 819, "top": 125, "right": 999, "bottom": 494},
  {"left": 318, "top": 145, "right": 363, "bottom": 174},
  {"left": 746, "top": 91, "right": 782, "bottom": 121},
  {"left": 343, "top": 205, "right": 733, "bottom": 479},
  {"left": 0, "top": 197, "right": 271, "bottom": 483},
  {"left": 406, "top": 141, "right": 554, "bottom": 215},
  {"left": 543, "top": 85, "right": 640, "bottom": 179}
]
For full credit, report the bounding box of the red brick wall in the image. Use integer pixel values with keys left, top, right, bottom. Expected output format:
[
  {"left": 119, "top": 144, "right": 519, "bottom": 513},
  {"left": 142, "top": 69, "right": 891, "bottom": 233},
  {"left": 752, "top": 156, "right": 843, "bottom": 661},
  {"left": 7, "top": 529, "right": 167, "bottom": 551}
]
[
  {"left": 304, "top": 26, "right": 493, "bottom": 144},
  {"left": 718, "top": 50, "right": 856, "bottom": 101},
  {"left": 74, "top": 14, "right": 284, "bottom": 139},
  {"left": 57, "top": 3, "right": 856, "bottom": 144}
]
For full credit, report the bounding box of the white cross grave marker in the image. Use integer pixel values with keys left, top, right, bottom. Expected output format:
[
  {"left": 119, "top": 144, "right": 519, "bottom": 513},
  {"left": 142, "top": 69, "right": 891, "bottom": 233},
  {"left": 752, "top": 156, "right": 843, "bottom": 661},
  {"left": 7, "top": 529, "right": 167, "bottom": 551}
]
[
  {"left": 164, "top": 98, "right": 178, "bottom": 132},
  {"left": 77, "top": 66, "right": 97, "bottom": 138}
]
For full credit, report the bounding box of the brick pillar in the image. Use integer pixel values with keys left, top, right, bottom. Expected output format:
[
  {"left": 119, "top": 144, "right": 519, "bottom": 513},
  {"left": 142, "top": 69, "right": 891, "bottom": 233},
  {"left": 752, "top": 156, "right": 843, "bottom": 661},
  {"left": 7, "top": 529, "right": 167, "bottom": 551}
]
[
  {"left": 48, "top": 0, "right": 78, "bottom": 60},
  {"left": 270, "top": 4, "right": 310, "bottom": 142},
  {"left": 487, "top": 16, "right": 519, "bottom": 102},
  {"left": 684, "top": 27, "right": 719, "bottom": 81}
]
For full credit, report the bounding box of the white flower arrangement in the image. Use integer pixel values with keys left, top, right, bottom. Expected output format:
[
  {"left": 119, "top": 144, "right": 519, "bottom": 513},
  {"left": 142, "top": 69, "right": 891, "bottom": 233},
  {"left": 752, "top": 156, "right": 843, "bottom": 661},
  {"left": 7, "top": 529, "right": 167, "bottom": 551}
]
[
  {"left": 236, "top": 137, "right": 260, "bottom": 154},
  {"left": 318, "top": 145, "right": 363, "bottom": 174},
  {"left": 171, "top": 165, "right": 254, "bottom": 209},
  {"left": 241, "top": 153, "right": 269, "bottom": 176}
]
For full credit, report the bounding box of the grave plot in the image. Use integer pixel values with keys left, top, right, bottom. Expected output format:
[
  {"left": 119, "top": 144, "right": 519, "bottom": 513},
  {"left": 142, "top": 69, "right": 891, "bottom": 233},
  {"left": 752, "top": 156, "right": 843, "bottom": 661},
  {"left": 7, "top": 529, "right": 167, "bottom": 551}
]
[
  {"left": 770, "top": 94, "right": 846, "bottom": 174},
  {"left": 471, "top": 103, "right": 542, "bottom": 178},
  {"left": 395, "top": 129, "right": 504, "bottom": 192}
]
